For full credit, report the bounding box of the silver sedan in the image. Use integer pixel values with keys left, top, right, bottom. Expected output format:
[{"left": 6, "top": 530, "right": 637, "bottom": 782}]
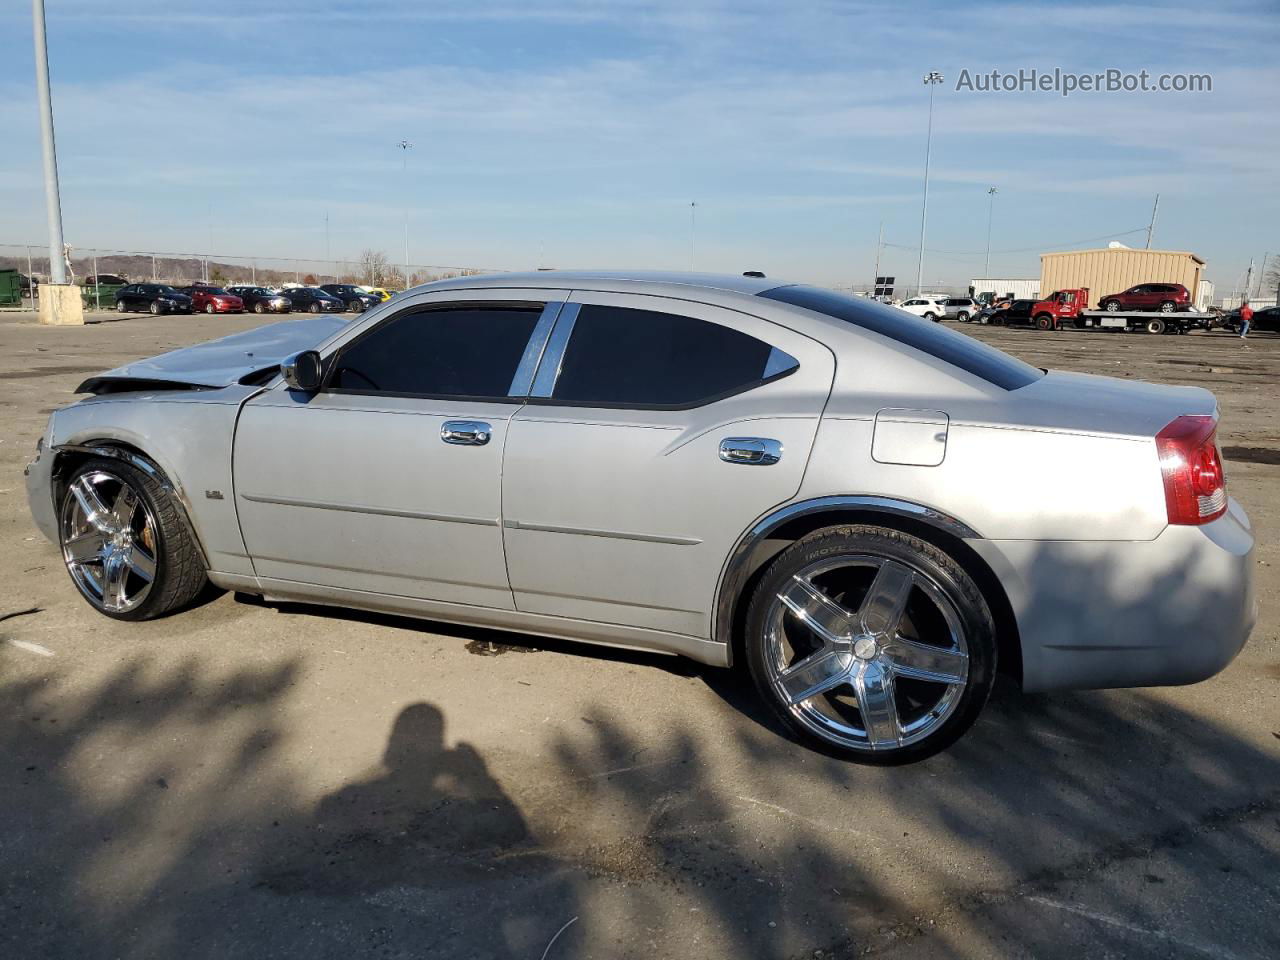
[{"left": 24, "top": 271, "right": 1256, "bottom": 762}]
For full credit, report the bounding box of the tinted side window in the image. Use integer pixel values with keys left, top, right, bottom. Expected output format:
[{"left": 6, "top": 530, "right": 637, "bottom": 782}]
[
  {"left": 329, "top": 305, "right": 540, "bottom": 399},
  {"left": 759, "top": 285, "right": 1043, "bottom": 391},
  {"left": 550, "top": 305, "right": 796, "bottom": 408}
]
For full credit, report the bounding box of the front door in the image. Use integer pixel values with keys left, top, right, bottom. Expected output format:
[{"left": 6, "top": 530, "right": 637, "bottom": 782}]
[
  {"left": 500, "top": 290, "right": 835, "bottom": 638},
  {"left": 233, "top": 290, "right": 565, "bottom": 608}
]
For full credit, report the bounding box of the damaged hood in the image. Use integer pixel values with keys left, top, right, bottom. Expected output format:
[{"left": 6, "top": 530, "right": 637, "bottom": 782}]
[{"left": 77, "top": 314, "right": 351, "bottom": 393}]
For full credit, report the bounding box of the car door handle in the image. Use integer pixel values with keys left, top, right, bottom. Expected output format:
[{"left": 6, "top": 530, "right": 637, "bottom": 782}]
[
  {"left": 440, "top": 420, "right": 491, "bottom": 446},
  {"left": 719, "top": 437, "right": 782, "bottom": 466}
]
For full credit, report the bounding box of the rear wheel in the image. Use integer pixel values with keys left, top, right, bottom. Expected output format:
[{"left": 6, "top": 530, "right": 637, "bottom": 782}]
[
  {"left": 1146, "top": 318, "right": 1167, "bottom": 334},
  {"left": 957, "top": 311, "right": 970, "bottom": 322},
  {"left": 745, "top": 525, "right": 996, "bottom": 764},
  {"left": 58, "top": 458, "right": 207, "bottom": 620},
  {"left": 922, "top": 311, "right": 937, "bottom": 321},
  {"left": 1159, "top": 301, "right": 1175, "bottom": 314}
]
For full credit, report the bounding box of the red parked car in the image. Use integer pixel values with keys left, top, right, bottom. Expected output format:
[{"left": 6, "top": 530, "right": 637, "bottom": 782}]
[
  {"left": 1098, "top": 282, "right": 1191, "bottom": 314},
  {"left": 180, "top": 285, "right": 244, "bottom": 314}
]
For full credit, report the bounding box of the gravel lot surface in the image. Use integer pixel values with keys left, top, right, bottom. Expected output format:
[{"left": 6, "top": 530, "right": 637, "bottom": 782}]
[{"left": 1, "top": 309, "right": 1276, "bottom": 959}]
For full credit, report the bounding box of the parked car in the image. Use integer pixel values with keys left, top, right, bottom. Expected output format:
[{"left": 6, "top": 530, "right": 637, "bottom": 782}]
[
  {"left": 897, "top": 296, "right": 948, "bottom": 321},
  {"left": 227, "top": 286, "right": 292, "bottom": 314},
  {"left": 282, "top": 286, "right": 345, "bottom": 313},
  {"left": 84, "top": 274, "right": 129, "bottom": 286},
  {"left": 985, "top": 299, "right": 1036, "bottom": 326},
  {"left": 25, "top": 271, "right": 1255, "bottom": 764},
  {"left": 1221, "top": 305, "right": 1280, "bottom": 333},
  {"left": 180, "top": 285, "right": 245, "bottom": 314},
  {"left": 363, "top": 287, "right": 393, "bottom": 302},
  {"left": 113, "top": 283, "right": 192, "bottom": 315},
  {"left": 942, "top": 297, "right": 980, "bottom": 322},
  {"left": 320, "top": 283, "right": 382, "bottom": 312},
  {"left": 1099, "top": 283, "right": 1191, "bottom": 314}
]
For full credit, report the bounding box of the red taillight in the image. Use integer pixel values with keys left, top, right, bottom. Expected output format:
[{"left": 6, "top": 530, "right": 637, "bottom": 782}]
[{"left": 1156, "top": 415, "right": 1227, "bottom": 525}]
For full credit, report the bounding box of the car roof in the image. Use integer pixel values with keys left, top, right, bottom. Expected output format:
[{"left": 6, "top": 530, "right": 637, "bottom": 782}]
[{"left": 411, "top": 270, "right": 783, "bottom": 297}]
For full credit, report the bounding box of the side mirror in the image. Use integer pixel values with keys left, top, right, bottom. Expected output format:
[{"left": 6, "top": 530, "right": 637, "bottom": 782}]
[{"left": 281, "top": 350, "right": 323, "bottom": 392}]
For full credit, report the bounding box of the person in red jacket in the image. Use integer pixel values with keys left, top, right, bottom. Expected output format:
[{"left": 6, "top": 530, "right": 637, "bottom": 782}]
[{"left": 1239, "top": 300, "right": 1254, "bottom": 339}]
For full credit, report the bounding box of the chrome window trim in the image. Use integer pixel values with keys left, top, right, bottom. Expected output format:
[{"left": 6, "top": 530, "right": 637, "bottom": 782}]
[
  {"left": 528, "top": 303, "right": 580, "bottom": 398},
  {"left": 507, "top": 301, "right": 565, "bottom": 397},
  {"left": 712, "top": 495, "right": 982, "bottom": 649}
]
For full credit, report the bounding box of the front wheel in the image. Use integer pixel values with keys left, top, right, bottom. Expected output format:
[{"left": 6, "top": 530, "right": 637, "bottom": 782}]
[
  {"left": 745, "top": 525, "right": 996, "bottom": 763},
  {"left": 309, "top": 302, "right": 321, "bottom": 313},
  {"left": 116, "top": 299, "right": 127, "bottom": 313},
  {"left": 149, "top": 301, "right": 161, "bottom": 315},
  {"left": 254, "top": 302, "right": 265, "bottom": 314},
  {"left": 1104, "top": 300, "right": 1120, "bottom": 312},
  {"left": 206, "top": 302, "right": 216, "bottom": 314},
  {"left": 1035, "top": 314, "right": 1055, "bottom": 330},
  {"left": 58, "top": 458, "right": 208, "bottom": 620}
]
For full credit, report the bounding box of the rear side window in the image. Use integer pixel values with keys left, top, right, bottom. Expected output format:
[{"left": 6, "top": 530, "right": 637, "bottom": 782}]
[
  {"left": 328, "top": 305, "right": 541, "bottom": 399},
  {"left": 759, "top": 285, "right": 1043, "bottom": 390},
  {"left": 550, "top": 305, "right": 797, "bottom": 408}
]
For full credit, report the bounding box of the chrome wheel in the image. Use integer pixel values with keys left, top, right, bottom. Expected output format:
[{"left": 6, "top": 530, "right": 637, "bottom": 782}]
[
  {"left": 59, "top": 470, "right": 159, "bottom": 614},
  {"left": 761, "top": 555, "right": 969, "bottom": 753}
]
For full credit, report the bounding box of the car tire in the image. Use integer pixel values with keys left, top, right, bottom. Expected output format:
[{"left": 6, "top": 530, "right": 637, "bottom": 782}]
[
  {"left": 116, "top": 299, "right": 127, "bottom": 313},
  {"left": 58, "top": 457, "right": 207, "bottom": 621},
  {"left": 150, "top": 301, "right": 161, "bottom": 315},
  {"left": 254, "top": 302, "right": 265, "bottom": 314},
  {"left": 957, "top": 311, "right": 970, "bottom": 322},
  {"left": 1159, "top": 301, "right": 1175, "bottom": 314},
  {"left": 1035, "top": 314, "right": 1054, "bottom": 330},
  {"left": 309, "top": 302, "right": 321, "bottom": 313},
  {"left": 1104, "top": 300, "right": 1120, "bottom": 312},
  {"left": 1146, "top": 318, "right": 1167, "bottom": 334},
  {"left": 206, "top": 303, "right": 216, "bottom": 314},
  {"left": 923, "top": 312, "right": 937, "bottom": 321},
  {"left": 978, "top": 315, "right": 989, "bottom": 325},
  {"left": 744, "top": 524, "right": 996, "bottom": 764}
]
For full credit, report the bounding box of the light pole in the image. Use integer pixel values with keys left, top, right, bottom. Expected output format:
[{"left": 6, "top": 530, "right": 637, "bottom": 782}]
[
  {"left": 397, "top": 140, "right": 412, "bottom": 288},
  {"left": 983, "top": 186, "right": 997, "bottom": 279},
  {"left": 915, "top": 71, "right": 944, "bottom": 297},
  {"left": 32, "top": 0, "right": 68, "bottom": 286}
]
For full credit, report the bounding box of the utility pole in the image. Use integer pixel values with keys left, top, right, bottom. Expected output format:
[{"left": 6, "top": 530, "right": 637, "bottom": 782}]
[
  {"left": 1242, "top": 258, "right": 1254, "bottom": 306},
  {"left": 871, "top": 221, "right": 883, "bottom": 298},
  {"left": 397, "top": 140, "right": 412, "bottom": 288},
  {"left": 1145, "top": 194, "right": 1160, "bottom": 249},
  {"left": 983, "top": 186, "right": 997, "bottom": 278},
  {"left": 916, "top": 72, "right": 944, "bottom": 296},
  {"left": 32, "top": 0, "right": 68, "bottom": 287},
  {"left": 689, "top": 201, "right": 697, "bottom": 271},
  {"left": 1252, "top": 252, "right": 1269, "bottom": 299}
]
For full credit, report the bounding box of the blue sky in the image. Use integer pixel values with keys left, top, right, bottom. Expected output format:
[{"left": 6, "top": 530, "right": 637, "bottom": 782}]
[{"left": 1, "top": 0, "right": 1277, "bottom": 291}]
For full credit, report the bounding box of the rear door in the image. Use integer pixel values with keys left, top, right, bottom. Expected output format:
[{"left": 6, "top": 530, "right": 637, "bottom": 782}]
[
  {"left": 234, "top": 289, "right": 566, "bottom": 608},
  {"left": 500, "top": 290, "right": 835, "bottom": 638}
]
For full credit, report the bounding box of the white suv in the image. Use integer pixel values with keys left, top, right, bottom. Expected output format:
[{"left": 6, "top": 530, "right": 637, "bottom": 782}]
[
  {"left": 941, "top": 297, "right": 980, "bottom": 322},
  {"left": 897, "top": 297, "right": 948, "bottom": 321}
]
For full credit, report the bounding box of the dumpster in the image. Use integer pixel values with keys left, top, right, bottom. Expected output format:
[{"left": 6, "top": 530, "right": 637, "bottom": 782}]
[{"left": 0, "top": 269, "right": 22, "bottom": 307}]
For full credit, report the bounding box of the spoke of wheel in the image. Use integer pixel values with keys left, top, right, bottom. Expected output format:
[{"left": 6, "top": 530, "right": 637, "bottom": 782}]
[
  {"left": 71, "top": 476, "right": 113, "bottom": 531},
  {"left": 881, "top": 636, "right": 968, "bottom": 684},
  {"left": 64, "top": 530, "right": 106, "bottom": 564},
  {"left": 855, "top": 661, "right": 902, "bottom": 748},
  {"left": 126, "top": 546, "right": 156, "bottom": 583},
  {"left": 777, "top": 648, "right": 853, "bottom": 705},
  {"left": 777, "top": 575, "right": 855, "bottom": 642},
  {"left": 101, "top": 554, "right": 129, "bottom": 608},
  {"left": 111, "top": 484, "right": 139, "bottom": 529},
  {"left": 859, "top": 561, "right": 914, "bottom": 637}
]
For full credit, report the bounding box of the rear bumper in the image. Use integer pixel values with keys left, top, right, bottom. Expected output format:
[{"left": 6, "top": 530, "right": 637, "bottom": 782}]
[{"left": 968, "top": 497, "right": 1256, "bottom": 693}]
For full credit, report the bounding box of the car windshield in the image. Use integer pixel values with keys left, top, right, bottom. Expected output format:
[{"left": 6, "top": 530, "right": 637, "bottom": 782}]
[
  {"left": 759, "top": 285, "right": 1045, "bottom": 391},
  {"left": 157, "top": 286, "right": 181, "bottom": 295},
  {"left": 202, "top": 287, "right": 228, "bottom": 295}
]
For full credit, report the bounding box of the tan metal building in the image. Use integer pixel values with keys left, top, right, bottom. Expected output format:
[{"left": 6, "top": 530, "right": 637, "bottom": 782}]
[{"left": 1040, "top": 248, "right": 1205, "bottom": 309}]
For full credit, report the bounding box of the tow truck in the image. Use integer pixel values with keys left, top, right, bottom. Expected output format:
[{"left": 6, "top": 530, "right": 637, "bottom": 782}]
[{"left": 1029, "top": 288, "right": 1216, "bottom": 334}]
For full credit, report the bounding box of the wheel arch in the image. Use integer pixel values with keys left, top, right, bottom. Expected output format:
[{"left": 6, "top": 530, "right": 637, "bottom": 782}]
[
  {"left": 51, "top": 440, "right": 210, "bottom": 568},
  {"left": 714, "top": 496, "right": 1023, "bottom": 686}
]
